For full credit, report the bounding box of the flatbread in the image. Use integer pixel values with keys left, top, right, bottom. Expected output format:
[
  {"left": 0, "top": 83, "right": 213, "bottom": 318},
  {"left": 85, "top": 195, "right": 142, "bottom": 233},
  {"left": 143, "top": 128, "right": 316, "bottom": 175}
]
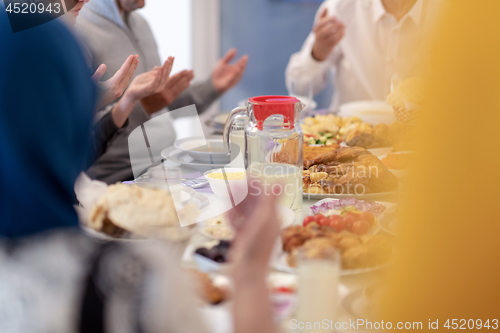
[{"left": 89, "top": 184, "right": 198, "bottom": 239}]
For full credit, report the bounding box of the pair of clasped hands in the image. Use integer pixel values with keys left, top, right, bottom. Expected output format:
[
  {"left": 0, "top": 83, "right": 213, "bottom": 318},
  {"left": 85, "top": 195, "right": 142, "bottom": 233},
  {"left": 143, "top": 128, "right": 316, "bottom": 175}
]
[{"left": 91, "top": 49, "right": 248, "bottom": 128}]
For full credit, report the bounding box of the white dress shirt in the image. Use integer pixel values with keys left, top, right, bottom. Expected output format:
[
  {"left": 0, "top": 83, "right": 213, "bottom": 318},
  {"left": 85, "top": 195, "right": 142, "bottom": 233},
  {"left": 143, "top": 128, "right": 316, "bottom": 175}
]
[{"left": 286, "top": 0, "right": 435, "bottom": 111}]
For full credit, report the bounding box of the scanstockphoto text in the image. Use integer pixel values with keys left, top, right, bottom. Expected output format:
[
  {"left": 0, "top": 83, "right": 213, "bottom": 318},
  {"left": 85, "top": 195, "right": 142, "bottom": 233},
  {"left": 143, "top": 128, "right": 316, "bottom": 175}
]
[{"left": 289, "top": 318, "right": 499, "bottom": 330}]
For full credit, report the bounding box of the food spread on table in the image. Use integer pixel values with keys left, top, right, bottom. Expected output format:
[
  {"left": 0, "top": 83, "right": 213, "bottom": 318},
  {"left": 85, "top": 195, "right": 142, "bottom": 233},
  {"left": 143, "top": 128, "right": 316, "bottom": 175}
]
[
  {"left": 281, "top": 224, "right": 392, "bottom": 270},
  {"left": 303, "top": 147, "right": 399, "bottom": 194}
]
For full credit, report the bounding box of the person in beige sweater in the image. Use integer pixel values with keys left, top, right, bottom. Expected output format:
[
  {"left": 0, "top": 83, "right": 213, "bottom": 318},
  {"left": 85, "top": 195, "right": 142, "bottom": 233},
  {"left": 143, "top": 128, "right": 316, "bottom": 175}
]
[{"left": 77, "top": 0, "right": 248, "bottom": 183}]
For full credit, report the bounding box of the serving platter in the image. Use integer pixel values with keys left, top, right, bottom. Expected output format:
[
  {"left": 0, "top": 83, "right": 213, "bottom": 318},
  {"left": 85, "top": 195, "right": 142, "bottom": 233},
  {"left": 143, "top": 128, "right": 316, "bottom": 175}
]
[{"left": 303, "top": 191, "right": 398, "bottom": 201}]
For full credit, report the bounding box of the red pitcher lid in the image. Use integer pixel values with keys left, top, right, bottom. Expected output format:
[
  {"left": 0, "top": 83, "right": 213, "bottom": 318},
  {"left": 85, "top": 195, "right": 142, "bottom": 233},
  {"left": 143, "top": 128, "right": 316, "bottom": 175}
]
[{"left": 248, "top": 96, "right": 300, "bottom": 130}]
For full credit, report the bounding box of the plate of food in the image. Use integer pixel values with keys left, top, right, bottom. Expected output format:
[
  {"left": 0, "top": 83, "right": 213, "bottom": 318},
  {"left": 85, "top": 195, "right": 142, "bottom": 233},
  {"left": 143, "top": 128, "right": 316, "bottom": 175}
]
[
  {"left": 379, "top": 151, "right": 413, "bottom": 179},
  {"left": 307, "top": 198, "right": 396, "bottom": 234},
  {"left": 274, "top": 224, "right": 393, "bottom": 275},
  {"left": 272, "top": 198, "right": 395, "bottom": 275},
  {"left": 301, "top": 114, "right": 370, "bottom": 147},
  {"left": 303, "top": 146, "right": 399, "bottom": 200},
  {"left": 199, "top": 204, "right": 296, "bottom": 241},
  {"left": 75, "top": 175, "right": 204, "bottom": 242}
]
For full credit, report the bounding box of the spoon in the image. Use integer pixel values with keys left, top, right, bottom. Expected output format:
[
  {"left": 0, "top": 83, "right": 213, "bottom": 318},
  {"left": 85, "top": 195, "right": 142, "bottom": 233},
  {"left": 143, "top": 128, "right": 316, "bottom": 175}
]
[{"left": 182, "top": 178, "right": 209, "bottom": 189}]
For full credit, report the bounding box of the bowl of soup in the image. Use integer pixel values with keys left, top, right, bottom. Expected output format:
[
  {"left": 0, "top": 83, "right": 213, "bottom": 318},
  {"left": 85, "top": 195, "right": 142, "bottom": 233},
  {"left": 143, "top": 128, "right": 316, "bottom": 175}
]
[{"left": 174, "top": 136, "right": 232, "bottom": 164}]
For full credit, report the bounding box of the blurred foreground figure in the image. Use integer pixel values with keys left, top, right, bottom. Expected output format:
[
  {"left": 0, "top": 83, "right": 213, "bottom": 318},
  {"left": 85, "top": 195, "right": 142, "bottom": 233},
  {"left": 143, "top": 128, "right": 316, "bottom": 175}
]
[
  {"left": 77, "top": 0, "right": 248, "bottom": 183},
  {"left": 286, "top": 0, "right": 437, "bottom": 111},
  {"left": 0, "top": 7, "right": 275, "bottom": 333},
  {"left": 380, "top": 0, "right": 500, "bottom": 325}
]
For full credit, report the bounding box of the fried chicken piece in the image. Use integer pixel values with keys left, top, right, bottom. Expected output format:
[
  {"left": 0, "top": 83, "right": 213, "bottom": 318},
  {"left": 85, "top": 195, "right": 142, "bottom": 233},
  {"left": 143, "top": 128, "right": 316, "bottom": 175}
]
[
  {"left": 303, "top": 144, "right": 339, "bottom": 162},
  {"left": 355, "top": 154, "right": 399, "bottom": 192},
  {"left": 342, "top": 245, "right": 370, "bottom": 269},
  {"left": 305, "top": 146, "right": 369, "bottom": 167},
  {"left": 287, "top": 237, "right": 337, "bottom": 267},
  {"left": 335, "top": 146, "right": 371, "bottom": 162},
  {"left": 271, "top": 135, "right": 301, "bottom": 165},
  {"left": 336, "top": 232, "right": 363, "bottom": 252},
  {"left": 303, "top": 174, "right": 312, "bottom": 186},
  {"left": 281, "top": 224, "right": 320, "bottom": 253},
  {"left": 342, "top": 235, "right": 393, "bottom": 269}
]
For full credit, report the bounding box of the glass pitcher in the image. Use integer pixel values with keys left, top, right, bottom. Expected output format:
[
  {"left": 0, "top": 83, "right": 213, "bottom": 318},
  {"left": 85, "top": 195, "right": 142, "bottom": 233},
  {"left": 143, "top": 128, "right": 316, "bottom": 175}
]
[{"left": 224, "top": 96, "right": 305, "bottom": 211}]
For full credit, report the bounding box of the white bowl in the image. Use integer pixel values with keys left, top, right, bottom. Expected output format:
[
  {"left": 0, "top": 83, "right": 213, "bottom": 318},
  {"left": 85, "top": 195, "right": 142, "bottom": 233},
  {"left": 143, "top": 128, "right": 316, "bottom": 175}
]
[
  {"left": 203, "top": 168, "right": 248, "bottom": 203},
  {"left": 174, "top": 136, "right": 231, "bottom": 164},
  {"left": 339, "top": 100, "right": 396, "bottom": 125}
]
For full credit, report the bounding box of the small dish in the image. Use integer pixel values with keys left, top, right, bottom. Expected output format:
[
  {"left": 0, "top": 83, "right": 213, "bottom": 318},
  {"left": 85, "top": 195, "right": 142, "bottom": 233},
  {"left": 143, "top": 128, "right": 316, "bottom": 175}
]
[{"left": 203, "top": 168, "right": 247, "bottom": 201}]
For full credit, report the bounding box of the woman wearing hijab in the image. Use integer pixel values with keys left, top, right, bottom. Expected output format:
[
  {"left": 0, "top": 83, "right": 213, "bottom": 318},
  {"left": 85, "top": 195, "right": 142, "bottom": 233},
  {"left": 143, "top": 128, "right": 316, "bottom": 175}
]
[{"left": 0, "top": 7, "right": 278, "bottom": 333}]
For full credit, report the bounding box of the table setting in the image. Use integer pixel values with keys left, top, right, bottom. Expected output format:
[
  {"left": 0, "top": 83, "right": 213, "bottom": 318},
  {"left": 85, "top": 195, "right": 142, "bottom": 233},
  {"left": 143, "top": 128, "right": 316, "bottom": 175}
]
[{"left": 74, "top": 86, "right": 418, "bottom": 332}]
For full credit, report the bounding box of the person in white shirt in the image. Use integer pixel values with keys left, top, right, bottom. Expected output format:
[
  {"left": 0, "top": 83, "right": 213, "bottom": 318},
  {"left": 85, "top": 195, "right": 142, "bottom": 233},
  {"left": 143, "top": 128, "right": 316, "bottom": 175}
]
[{"left": 286, "top": 0, "right": 433, "bottom": 111}]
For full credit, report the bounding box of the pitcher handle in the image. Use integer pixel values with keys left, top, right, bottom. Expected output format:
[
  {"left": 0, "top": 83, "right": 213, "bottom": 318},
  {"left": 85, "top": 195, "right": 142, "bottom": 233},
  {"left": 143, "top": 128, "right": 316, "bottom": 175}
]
[{"left": 223, "top": 106, "right": 248, "bottom": 155}]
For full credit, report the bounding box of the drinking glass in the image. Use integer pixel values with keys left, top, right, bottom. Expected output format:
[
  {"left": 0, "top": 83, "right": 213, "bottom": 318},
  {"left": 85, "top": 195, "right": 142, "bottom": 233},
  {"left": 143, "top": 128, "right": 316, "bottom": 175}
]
[{"left": 296, "top": 247, "right": 340, "bottom": 332}]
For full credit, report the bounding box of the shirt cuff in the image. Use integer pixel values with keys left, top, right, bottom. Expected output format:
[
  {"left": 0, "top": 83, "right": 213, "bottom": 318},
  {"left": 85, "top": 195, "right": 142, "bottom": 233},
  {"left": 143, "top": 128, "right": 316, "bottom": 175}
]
[{"left": 303, "top": 48, "right": 326, "bottom": 75}]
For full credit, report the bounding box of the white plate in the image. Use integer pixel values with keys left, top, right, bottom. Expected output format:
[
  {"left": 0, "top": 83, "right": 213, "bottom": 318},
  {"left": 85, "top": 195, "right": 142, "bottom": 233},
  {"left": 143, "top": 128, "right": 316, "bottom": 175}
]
[
  {"left": 310, "top": 198, "right": 396, "bottom": 216},
  {"left": 161, "top": 146, "right": 227, "bottom": 172},
  {"left": 339, "top": 100, "right": 396, "bottom": 125},
  {"left": 174, "top": 136, "right": 231, "bottom": 164},
  {"left": 303, "top": 191, "right": 398, "bottom": 201},
  {"left": 341, "top": 289, "right": 365, "bottom": 319},
  {"left": 198, "top": 204, "right": 296, "bottom": 241},
  {"left": 379, "top": 218, "right": 397, "bottom": 236}
]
